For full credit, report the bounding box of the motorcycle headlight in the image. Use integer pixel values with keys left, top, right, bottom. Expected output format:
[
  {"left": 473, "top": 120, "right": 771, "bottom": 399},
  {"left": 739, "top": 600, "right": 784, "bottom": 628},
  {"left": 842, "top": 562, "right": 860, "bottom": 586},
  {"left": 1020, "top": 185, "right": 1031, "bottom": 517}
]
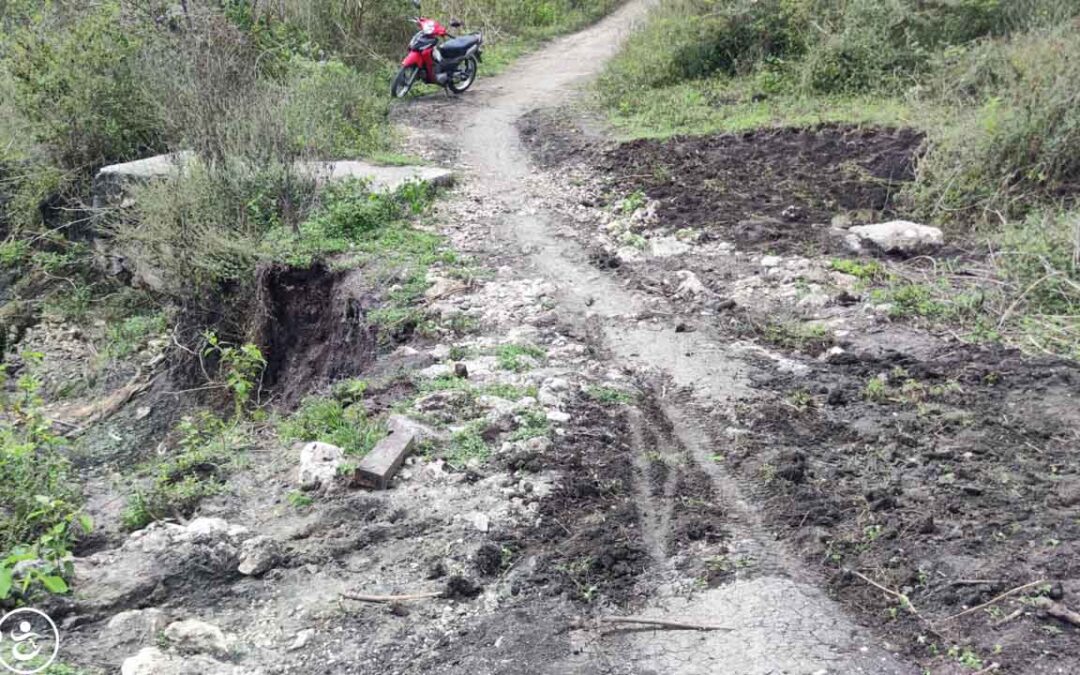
[{"left": 422, "top": 20, "right": 435, "bottom": 35}]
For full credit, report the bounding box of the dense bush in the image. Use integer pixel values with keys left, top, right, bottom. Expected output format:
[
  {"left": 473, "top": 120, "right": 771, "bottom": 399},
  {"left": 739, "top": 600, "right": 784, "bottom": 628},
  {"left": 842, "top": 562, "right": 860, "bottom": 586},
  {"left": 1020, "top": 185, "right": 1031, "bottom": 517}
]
[{"left": 916, "top": 26, "right": 1080, "bottom": 216}]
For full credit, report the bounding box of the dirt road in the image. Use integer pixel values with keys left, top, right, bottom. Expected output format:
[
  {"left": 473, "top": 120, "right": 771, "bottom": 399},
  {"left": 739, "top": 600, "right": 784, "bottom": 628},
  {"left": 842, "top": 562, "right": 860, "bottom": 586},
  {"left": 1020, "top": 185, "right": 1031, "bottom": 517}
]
[{"left": 405, "top": 2, "right": 919, "bottom": 672}]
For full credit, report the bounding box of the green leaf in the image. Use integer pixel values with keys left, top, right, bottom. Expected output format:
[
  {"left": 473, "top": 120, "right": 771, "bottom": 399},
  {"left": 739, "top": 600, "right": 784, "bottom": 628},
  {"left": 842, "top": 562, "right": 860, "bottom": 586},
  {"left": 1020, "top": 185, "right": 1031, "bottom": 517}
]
[
  {"left": 0, "top": 568, "right": 13, "bottom": 599},
  {"left": 40, "top": 575, "right": 69, "bottom": 594},
  {"left": 79, "top": 514, "right": 94, "bottom": 534}
]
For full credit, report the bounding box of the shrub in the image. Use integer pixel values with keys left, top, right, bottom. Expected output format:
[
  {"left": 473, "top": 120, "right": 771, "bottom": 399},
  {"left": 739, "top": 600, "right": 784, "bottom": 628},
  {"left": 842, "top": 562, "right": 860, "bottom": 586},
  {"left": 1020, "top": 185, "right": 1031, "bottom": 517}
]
[
  {"left": 5, "top": 2, "right": 163, "bottom": 171},
  {"left": 914, "top": 26, "right": 1080, "bottom": 217},
  {"left": 994, "top": 210, "right": 1080, "bottom": 315},
  {"left": 0, "top": 356, "right": 89, "bottom": 600}
]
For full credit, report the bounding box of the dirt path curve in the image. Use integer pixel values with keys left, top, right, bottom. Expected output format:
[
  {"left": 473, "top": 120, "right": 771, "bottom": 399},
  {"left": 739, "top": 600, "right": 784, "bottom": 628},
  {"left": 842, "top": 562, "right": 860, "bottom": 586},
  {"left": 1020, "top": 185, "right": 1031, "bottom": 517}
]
[{"left": 403, "top": 2, "right": 922, "bottom": 673}]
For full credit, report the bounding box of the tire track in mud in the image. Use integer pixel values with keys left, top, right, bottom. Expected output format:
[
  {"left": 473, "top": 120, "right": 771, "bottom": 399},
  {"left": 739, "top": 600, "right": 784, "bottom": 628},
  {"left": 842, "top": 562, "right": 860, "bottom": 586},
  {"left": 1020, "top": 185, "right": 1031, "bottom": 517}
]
[
  {"left": 410, "top": 2, "right": 920, "bottom": 671},
  {"left": 626, "top": 407, "right": 676, "bottom": 567}
]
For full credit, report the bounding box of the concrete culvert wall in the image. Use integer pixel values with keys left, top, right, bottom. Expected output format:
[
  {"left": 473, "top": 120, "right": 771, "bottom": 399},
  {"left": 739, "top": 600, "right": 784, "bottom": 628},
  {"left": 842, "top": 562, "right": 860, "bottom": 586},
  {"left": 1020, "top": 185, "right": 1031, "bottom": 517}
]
[{"left": 253, "top": 262, "right": 379, "bottom": 407}]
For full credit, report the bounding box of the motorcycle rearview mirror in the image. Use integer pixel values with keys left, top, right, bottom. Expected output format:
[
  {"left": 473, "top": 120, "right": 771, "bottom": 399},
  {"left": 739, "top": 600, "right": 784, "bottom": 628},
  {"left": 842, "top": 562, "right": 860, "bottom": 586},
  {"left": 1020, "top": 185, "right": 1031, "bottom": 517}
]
[
  {"left": 410, "top": 0, "right": 421, "bottom": 9},
  {"left": 450, "top": 18, "right": 463, "bottom": 28}
]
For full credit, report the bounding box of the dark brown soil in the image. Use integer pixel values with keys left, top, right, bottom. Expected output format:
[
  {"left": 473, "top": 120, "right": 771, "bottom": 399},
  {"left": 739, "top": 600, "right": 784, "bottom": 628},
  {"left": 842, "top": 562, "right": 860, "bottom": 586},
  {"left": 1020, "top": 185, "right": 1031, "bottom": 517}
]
[
  {"left": 253, "top": 262, "right": 380, "bottom": 406},
  {"left": 599, "top": 125, "right": 922, "bottom": 254},
  {"left": 732, "top": 337, "right": 1080, "bottom": 673},
  {"left": 522, "top": 113, "right": 1080, "bottom": 672},
  {"left": 513, "top": 395, "right": 650, "bottom": 604},
  {"left": 520, "top": 111, "right": 925, "bottom": 255}
]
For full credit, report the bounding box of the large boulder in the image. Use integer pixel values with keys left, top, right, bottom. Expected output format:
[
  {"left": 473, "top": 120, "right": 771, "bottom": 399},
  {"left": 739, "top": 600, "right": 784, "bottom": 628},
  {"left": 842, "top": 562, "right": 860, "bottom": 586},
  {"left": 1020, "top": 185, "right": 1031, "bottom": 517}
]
[{"left": 845, "top": 220, "right": 944, "bottom": 255}]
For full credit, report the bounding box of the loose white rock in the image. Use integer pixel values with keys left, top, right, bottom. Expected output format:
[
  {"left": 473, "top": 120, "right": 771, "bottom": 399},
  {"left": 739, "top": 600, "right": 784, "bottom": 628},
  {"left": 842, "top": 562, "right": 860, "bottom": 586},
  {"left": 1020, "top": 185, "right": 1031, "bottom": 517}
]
[
  {"left": 847, "top": 220, "right": 944, "bottom": 254},
  {"left": 164, "top": 619, "right": 231, "bottom": 658},
  {"left": 237, "top": 536, "right": 280, "bottom": 577},
  {"left": 297, "top": 442, "right": 345, "bottom": 490},
  {"left": 674, "top": 270, "right": 708, "bottom": 299}
]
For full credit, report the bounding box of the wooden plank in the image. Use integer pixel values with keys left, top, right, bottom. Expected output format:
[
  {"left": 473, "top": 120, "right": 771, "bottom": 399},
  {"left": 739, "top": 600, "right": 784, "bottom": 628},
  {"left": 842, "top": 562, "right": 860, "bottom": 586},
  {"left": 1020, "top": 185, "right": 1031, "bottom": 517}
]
[{"left": 352, "top": 416, "right": 416, "bottom": 490}]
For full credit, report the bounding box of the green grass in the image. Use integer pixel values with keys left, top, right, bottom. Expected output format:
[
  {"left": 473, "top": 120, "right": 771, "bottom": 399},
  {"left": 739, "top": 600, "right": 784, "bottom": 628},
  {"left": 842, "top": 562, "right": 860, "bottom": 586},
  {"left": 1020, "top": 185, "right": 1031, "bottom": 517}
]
[
  {"left": 122, "top": 412, "right": 250, "bottom": 531},
  {"left": 103, "top": 312, "right": 167, "bottom": 360},
  {"left": 495, "top": 343, "right": 547, "bottom": 372},
  {"left": 445, "top": 424, "right": 490, "bottom": 468},
  {"left": 586, "top": 385, "right": 635, "bottom": 405},
  {"left": 605, "top": 82, "right": 918, "bottom": 140},
  {"left": 761, "top": 320, "right": 832, "bottom": 353},
  {"left": 830, "top": 258, "right": 886, "bottom": 282},
  {"left": 508, "top": 408, "right": 551, "bottom": 442},
  {"left": 277, "top": 395, "right": 386, "bottom": 457}
]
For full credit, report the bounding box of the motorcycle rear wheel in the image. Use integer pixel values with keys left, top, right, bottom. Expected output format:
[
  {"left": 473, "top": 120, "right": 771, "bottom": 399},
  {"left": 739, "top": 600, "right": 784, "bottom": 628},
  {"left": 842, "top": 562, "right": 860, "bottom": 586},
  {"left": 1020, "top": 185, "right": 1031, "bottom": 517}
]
[
  {"left": 391, "top": 66, "right": 419, "bottom": 98},
  {"left": 447, "top": 56, "right": 478, "bottom": 94}
]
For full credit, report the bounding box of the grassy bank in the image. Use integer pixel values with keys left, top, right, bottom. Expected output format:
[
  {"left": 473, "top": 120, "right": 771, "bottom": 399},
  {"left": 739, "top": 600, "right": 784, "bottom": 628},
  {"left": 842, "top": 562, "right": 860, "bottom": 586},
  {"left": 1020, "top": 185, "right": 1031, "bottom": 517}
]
[{"left": 597, "top": 0, "right": 1080, "bottom": 358}]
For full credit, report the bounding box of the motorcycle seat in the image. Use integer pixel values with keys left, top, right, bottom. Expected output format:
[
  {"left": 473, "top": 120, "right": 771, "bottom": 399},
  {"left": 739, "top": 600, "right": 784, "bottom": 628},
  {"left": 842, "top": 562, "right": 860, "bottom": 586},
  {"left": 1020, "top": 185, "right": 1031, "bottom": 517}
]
[{"left": 440, "top": 34, "right": 481, "bottom": 59}]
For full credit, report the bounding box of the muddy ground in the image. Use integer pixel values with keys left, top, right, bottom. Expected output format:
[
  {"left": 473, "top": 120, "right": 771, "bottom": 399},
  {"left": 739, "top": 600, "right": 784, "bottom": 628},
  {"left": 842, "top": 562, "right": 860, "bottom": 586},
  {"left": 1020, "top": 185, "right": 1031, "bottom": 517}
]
[{"left": 517, "top": 106, "right": 1080, "bottom": 673}]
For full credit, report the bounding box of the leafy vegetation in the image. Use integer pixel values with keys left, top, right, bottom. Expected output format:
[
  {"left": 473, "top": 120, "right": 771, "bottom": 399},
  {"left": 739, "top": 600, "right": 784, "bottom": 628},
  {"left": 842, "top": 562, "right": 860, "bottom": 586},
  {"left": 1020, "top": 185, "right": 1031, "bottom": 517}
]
[
  {"left": 122, "top": 412, "right": 251, "bottom": 531},
  {"left": 0, "top": 356, "right": 91, "bottom": 601},
  {"left": 278, "top": 393, "right": 387, "bottom": 457}
]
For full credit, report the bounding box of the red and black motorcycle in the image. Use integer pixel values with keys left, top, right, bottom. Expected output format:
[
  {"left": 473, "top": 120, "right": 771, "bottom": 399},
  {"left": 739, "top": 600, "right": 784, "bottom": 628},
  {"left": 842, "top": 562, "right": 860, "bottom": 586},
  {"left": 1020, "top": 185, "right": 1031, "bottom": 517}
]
[{"left": 391, "top": 0, "right": 483, "bottom": 98}]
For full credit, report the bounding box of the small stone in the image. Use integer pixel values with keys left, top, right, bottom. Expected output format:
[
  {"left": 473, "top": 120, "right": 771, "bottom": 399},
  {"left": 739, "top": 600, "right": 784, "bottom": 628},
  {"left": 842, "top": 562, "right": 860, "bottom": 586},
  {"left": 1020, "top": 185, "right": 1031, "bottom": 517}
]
[
  {"left": 163, "top": 619, "right": 230, "bottom": 657},
  {"left": 546, "top": 410, "right": 571, "bottom": 424},
  {"left": 297, "top": 442, "right": 345, "bottom": 491},
  {"left": 469, "top": 513, "right": 490, "bottom": 533},
  {"left": 760, "top": 255, "right": 782, "bottom": 268},
  {"left": 673, "top": 270, "right": 707, "bottom": 299},
  {"left": 287, "top": 628, "right": 316, "bottom": 652},
  {"left": 454, "top": 362, "right": 469, "bottom": 379},
  {"left": 238, "top": 536, "right": 280, "bottom": 576}
]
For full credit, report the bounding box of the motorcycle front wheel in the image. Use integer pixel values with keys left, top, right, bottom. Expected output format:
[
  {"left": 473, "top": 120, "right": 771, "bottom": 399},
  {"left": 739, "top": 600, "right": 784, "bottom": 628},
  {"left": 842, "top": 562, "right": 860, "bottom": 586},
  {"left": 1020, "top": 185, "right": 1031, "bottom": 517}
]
[
  {"left": 447, "top": 56, "right": 478, "bottom": 94},
  {"left": 391, "top": 66, "right": 418, "bottom": 98}
]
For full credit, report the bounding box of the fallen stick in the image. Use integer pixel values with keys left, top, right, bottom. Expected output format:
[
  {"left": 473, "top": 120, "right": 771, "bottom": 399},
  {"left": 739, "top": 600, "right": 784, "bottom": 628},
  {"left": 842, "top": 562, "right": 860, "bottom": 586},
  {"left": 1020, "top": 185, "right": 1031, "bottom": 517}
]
[
  {"left": 936, "top": 580, "right": 1046, "bottom": 625},
  {"left": 847, "top": 569, "right": 918, "bottom": 615},
  {"left": 972, "top": 664, "right": 1000, "bottom": 675},
  {"left": 594, "top": 616, "right": 733, "bottom": 632},
  {"left": 992, "top": 608, "right": 1023, "bottom": 627},
  {"left": 342, "top": 591, "right": 441, "bottom": 603},
  {"left": 1034, "top": 597, "right": 1080, "bottom": 627}
]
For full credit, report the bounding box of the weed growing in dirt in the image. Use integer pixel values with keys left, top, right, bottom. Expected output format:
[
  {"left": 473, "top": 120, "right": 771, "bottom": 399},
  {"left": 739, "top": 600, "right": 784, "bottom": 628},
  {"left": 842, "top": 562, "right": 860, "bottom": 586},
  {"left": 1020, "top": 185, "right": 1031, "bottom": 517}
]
[
  {"left": 204, "top": 332, "right": 267, "bottom": 419},
  {"left": 287, "top": 490, "right": 314, "bottom": 509},
  {"left": 618, "top": 190, "right": 647, "bottom": 215},
  {"left": 0, "top": 355, "right": 92, "bottom": 601},
  {"left": 786, "top": 389, "right": 815, "bottom": 411},
  {"left": 104, "top": 312, "right": 167, "bottom": 360},
  {"left": 586, "top": 385, "right": 635, "bottom": 405},
  {"left": 278, "top": 395, "right": 387, "bottom": 457},
  {"left": 830, "top": 258, "right": 885, "bottom": 282},
  {"left": 122, "top": 412, "right": 251, "bottom": 531},
  {"left": 557, "top": 556, "right": 599, "bottom": 602},
  {"left": 509, "top": 409, "right": 551, "bottom": 443},
  {"left": 445, "top": 425, "right": 489, "bottom": 469},
  {"left": 495, "top": 343, "right": 547, "bottom": 372},
  {"left": 761, "top": 320, "right": 832, "bottom": 354}
]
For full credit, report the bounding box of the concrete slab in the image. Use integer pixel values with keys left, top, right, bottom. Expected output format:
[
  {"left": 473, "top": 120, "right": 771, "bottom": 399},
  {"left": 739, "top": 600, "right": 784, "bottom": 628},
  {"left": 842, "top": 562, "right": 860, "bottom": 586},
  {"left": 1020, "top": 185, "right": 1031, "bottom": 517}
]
[{"left": 351, "top": 416, "right": 417, "bottom": 490}]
